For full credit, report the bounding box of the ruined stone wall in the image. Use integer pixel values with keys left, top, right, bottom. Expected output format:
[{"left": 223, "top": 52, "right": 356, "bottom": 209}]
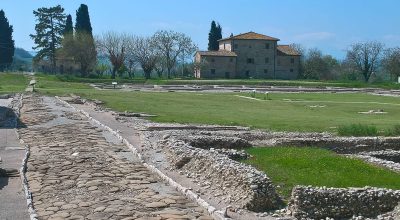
[
  {"left": 289, "top": 186, "right": 400, "bottom": 219},
  {"left": 163, "top": 138, "right": 283, "bottom": 211}
]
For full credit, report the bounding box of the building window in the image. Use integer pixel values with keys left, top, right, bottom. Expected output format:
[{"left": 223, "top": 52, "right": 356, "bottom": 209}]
[
  {"left": 211, "top": 58, "right": 215, "bottom": 62},
  {"left": 234, "top": 44, "right": 238, "bottom": 49},
  {"left": 264, "top": 69, "right": 268, "bottom": 74},
  {"left": 230, "top": 58, "right": 233, "bottom": 62},
  {"left": 265, "top": 57, "right": 269, "bottom": 64},
  {"left": 245, "top": 71, "right": 250, "bottom": 78},
  {"left": 291, "top": 58, "right": 295, "bottom": 64},
  {"left": 265, "top": 43, "right": 270, "bottom": 49},
  {"left": 290, "top": 69, "right": 294, "bottom": 73},
  {"left": 247, "top": 58, "right": 254, "bottom": 64},
  {"left": 211, "top": 69, "right": 216, "bottom": 74}
]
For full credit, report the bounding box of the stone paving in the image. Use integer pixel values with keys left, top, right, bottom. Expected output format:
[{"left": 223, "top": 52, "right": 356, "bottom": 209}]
[{"left": 18, "top": 94, "right": 212, "bottom": 220}]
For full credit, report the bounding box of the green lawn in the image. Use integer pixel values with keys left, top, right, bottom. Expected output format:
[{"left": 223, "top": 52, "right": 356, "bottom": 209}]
[
  {"left": 0, "top": 73, "right": 29, "bottom": 94},
  {"left": 35, "top": 74, "right": 400, "bottom": 133},
  {"left": 244, "top": 147, "right": 400, "bottom": 199},
  {"left": 41, "top": 73, "right": 400, "bottom": 89}
]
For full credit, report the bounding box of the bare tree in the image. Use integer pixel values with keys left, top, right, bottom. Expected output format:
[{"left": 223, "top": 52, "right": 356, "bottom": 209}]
[
  {"left": 152, "top": 30, "right": 197, "bottom": 78},
  {"left": 154, "top": 57, "right": 166, "bottom": 78},
  {"left": 96, "top": 32, "right": 129, "bottom": 79},
  {"left": 127, "top": 36, "right": 158, "bottom": 80},
  {"left": 345, "top": 41, "right": 384, "bottom": 82},
  {"left": 125, "top": 58, "right": 137, "bottom": 79},
  {"left": 382, "top": 47, "right": 400, "bottom": 81}
]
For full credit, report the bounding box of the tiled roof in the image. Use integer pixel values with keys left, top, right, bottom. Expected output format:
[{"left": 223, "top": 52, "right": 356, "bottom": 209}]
[
  {"left": 196, "top": 51, "right": 237, "bottom": 57},
  {"left": 277, "top": 45, "right": 301, "bottom": 56},
  {"left": 218, "top": 31, "right": 280, "bottom": 41}
]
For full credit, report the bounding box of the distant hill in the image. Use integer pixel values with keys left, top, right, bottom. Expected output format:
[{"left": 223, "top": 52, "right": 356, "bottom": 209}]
[
  {"left": 14, "top": 48, "right": 34, "bottom": 59},
  {"left": 12, "top": 48, "right": 33, "bottom": 71}
]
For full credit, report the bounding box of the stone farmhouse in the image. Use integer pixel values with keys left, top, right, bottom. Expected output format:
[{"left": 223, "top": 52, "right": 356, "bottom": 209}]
[{"left": 194, "top": 32, "right": 301, "bottom": 79}]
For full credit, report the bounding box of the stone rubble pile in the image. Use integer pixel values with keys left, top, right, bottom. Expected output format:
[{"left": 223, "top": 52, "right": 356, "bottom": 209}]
[
  {"left": 211, "top": 148, "right": 250, "bottom": 161},
  {"left": 162, "top": 138, "right": 283, "bottom": 212},
  {"left": 288, "top": 186, "right": 400, "bottom": 219}
]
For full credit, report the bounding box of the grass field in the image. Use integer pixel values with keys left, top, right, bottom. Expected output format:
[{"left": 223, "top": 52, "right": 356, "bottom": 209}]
[
  {"left": 244, "top": 147, "right": 400, "bottom": 199},
  {"left": 0, "top": 73, "right": 29, "bottom": 94},
  {"left": 46, "top": 73, "right": 400, "bottom": 89},
  {"left": 35, "top": 74, "right": 400, "bottom": 133}
]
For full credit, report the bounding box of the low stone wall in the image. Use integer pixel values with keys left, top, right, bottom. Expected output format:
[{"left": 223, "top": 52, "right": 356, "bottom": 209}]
[
  {"left": 363, "top": 150, "right": 400, "bottom": 163},
  {"left": 164, "top": 139, "right": 283, "bottom": 212},
  {"left": 254, "top": 135, "right": 400, "bottom": 154},
  {"left": 181, "top": 135, "right": 251, "bottom": 149},
  {"left": 288, "top": 186, "right": 400, "bottom": 219}
]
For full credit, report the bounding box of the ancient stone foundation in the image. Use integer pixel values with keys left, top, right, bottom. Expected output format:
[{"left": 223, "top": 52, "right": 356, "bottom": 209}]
[
  {"left": 288, "top": 186, "right": 400, "bottom": 219},
  {"left": 164, "top": 139, "right": 283, "bottom": 212}
]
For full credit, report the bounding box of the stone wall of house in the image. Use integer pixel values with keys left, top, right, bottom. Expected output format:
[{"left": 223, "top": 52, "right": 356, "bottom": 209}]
[
  {"left": 275, "top": 55, "right": 300, "bottom": 80},
  {"left": 232, "top": 39, "right": 277, "bottom": 78},
  {"left": 196, "top": 54, "right": 237, "bottom": 79},
  {"left": 219, "top": 40, "right": 232, "bottom": 51},
  {"left": 163, "top": 138, "right": 283, "bottom": 211},
  {"left": 288, "top": 186, "right": 400, "bottom": 219}
]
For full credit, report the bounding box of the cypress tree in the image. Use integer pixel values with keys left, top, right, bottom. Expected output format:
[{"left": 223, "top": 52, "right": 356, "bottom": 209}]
[
  {"left": 207, "top": 21, "right": 222, "bottom": 51},
  {"left": 74, "top": 4, "right": 96, "bottom": 77},
  {"left": 208, "top": 21, "right": 217, "bottom": 51},
  {"left": 216, "top": 23, "right": 222, "bottom": 43},
  {"left": 64, "top": 14, "right": 73, "bottom": 36},
  {"left": 75, "top": 4, "right": 92, "bottom": 35},
  {"left": 0, "top": 10, "right": 15, "bottom": 71}
]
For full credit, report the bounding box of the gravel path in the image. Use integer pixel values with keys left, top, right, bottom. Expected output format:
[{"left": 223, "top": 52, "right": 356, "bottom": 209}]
[{"left": 18, "top": 94, "right": 212, "bottom": 220}]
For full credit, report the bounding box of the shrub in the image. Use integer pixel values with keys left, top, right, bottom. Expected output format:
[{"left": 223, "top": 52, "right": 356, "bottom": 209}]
[
  {"left": 384, "top": 125, "right": 400, "bottom": 136},
  {"left": 337, "top": 124, "right": 378, "bottom": 136}
]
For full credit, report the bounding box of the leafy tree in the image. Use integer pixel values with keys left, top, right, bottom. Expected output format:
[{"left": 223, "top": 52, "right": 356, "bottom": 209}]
[
  {"left": 95, "top": 63, "right": 109, "bottom": 77},
  {"left": 30, "top": 5, "right": 66, "bottom": 73},
  {"left": 345, "top": 41, "right": 384, "bottom": 82},
  {"left": 153, "top": 30, "right": 197, "bottom": 78},
  {"left": 74, "top": 4, "right": 96, "bottom": 76},
  {"left": 0, "top": 10, "right": 15, "bottom": 71},
  {"left": 64, "top": 14, "right": 73, "bottom": 36},
  {"left": 303, "top": 48, "right": 327, "bottom": 80},
  {"left": 60, "top": 32, "right": 97, "bottom": 77},
  {"left": 208, "top": 21, "right": 222, "bottom": 51},
  {"left": 75, "top": 4, "right": 92, "bottom": 35}
]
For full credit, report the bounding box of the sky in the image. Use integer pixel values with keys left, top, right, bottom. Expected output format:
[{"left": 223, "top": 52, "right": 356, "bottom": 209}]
[{"left": 1, "top": 0, "right": 400, "bottom": 59}]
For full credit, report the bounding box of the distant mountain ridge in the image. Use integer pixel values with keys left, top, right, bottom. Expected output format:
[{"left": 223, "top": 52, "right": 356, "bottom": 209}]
[
  {"left": 14, "top": 48, "right": 34, "bottom": 59},
  {"left": 12, "top": 48, "right": 33, "bottom": 71}
]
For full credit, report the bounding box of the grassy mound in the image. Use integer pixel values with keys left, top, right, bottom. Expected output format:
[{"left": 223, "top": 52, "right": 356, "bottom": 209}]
[{"left": 244, "top": 147, "right": 400, "bottom": 199}]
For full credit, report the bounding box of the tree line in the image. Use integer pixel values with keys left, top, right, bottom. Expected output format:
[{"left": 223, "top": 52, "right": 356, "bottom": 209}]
[
  {"left": 2, "top": 4, "right": 400, "bottom": 82},
  {"left": 291, "top": 42, "right": 400, "bottom": 82},
  {"left": 29, "top": 4, "right": 198, "bottom": 79}
]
